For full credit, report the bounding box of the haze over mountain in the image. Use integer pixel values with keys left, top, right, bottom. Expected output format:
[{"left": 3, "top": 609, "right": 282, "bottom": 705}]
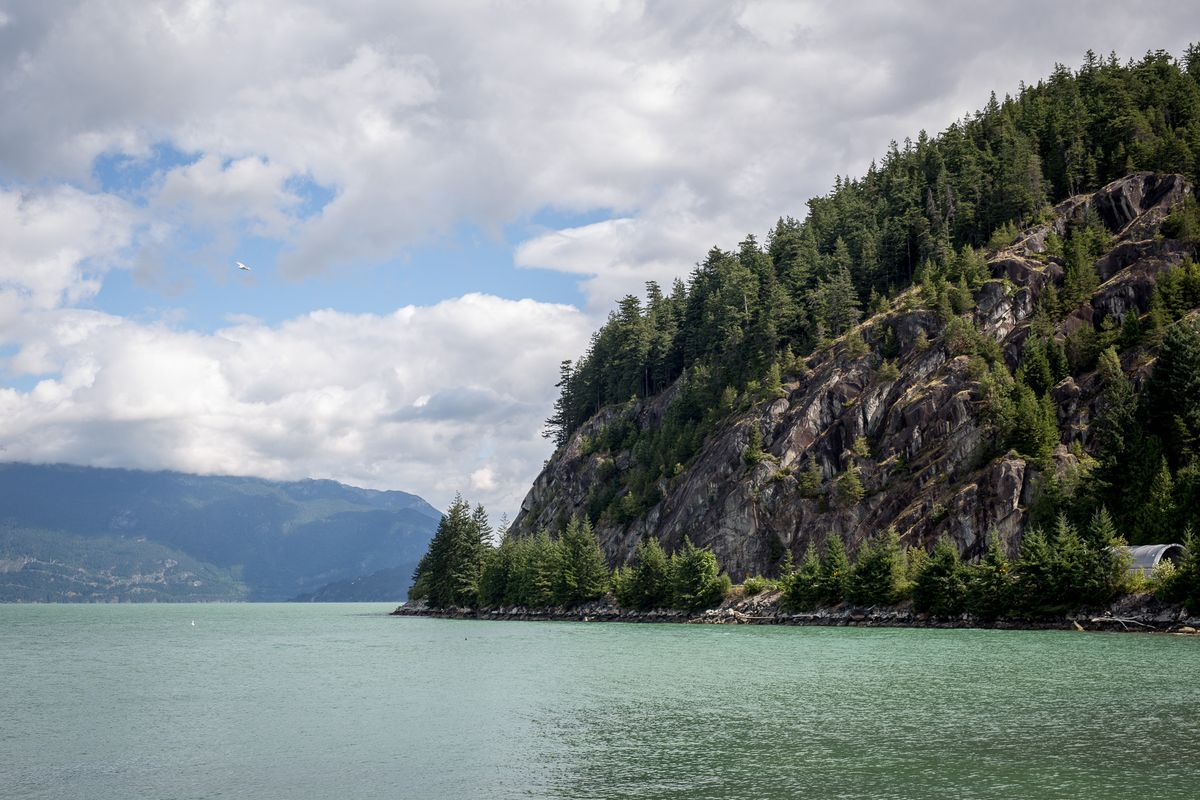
[{"left": 0, "top": 463, "right": 440, "bottom": 602}]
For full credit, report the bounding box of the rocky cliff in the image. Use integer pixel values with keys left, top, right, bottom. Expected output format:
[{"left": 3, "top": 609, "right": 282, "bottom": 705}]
[{"left": 511, "top": 173, "right": 1195, "bottom": 580}]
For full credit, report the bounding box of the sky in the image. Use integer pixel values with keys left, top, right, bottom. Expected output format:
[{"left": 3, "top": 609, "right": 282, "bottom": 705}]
[{"left": 1, "top": 1, "right": 1198, "bottom": 518}]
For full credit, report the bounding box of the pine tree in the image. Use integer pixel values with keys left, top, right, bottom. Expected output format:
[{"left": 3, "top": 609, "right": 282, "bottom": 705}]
[
  {"left": 836, "top": 464, "right": 866, "bottom": 506},
  {"left": 912, "top": 538, "right": 967, "bottom": 616},
  {"left": 1090, "top": 347, "right": 1149, "bottom": 533},
  {"left": 1147, "top": 317, "right": 1200, "bottom": 467},
  {"left": 623, "top": 537, "right": 671, "bottom": 610},
  {"left": 479, "top": 534, "right": 514, "bottom": 608},
  {"left": 1053, "top": 513, "right": 1119, "bottom": 608},
  {"left": 1009, "top": 383, "right": 1058, "bottom": 462},
  {"left": 668, "top": 537, "right": 729, "bottom": 611},
  {"left": 1143, "top": 460, "right": 1177, "bottom": 542},
  {"left": 1016, "top": 338, "right": 1055, "bottom": 396},
  {"left": 843, "top": 328, "right": 868, "bottom": 358},
  {"left": 1014, "top": 525, "right": 1062, "bottom": 614},
  {"left": 555, "top": 516, "right": 609, "bottom": 606},
  {"left": 848, "top": 527, "right": 905, "bottom": 606},
  {"left": 742, "top": 426, "right": 764, "bottom": 466},
  {"left": 543, "top": 359, "right": 575, "bottom": 447},
  {"left": 409, "top": 496, "right": 490, "bottom": 609},
  {"left": 783, "top": 545, "right": 821, "bottom": 610},
  {"left": 1159, "top": 527, "right": 1200, "bottom": 610},
  {"left": 915, "top": 329, "right": 931, "bottom": 352},
  {"left": 798, "top": 462, "right": 823, "bottom": 498},
  {"left": 1065, "top": 235, "right": 1099, "bottom": 309},
  {"left": 817, "top": 535, "right": 850, "bottom": 605},
  {"left": 822, "top": 261, "right": 862, "bottom": 336},
  {"left": 965, "top": 536, "right": 1015, "bottom": 619},
  {"left": 763, "top": 359, "right": 784, "bottom": 398},
  {"left": 528, "top": 529, "right": 562, "bottom": 607},
  {"left": 1085, "top": 506, "right": 1119, "bottom": 548}
]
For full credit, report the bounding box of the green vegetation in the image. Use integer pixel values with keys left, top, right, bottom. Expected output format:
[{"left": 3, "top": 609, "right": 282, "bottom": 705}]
[
  {"left": 1037, "top": 315, "right": 1200, "bottom": 543},
  {"left": 412, "top": 498, "right": 730, "bottom": 611},
  {"left": 541, "top": 47, "right": 1200, "bottom": 531},
  {"left": 667, "top": 537, "right": 733, "bottom": 611},
  {"left": 612, "top": 537, "right": 671, "bottom": 610},
  {"left": 1157, "top": 527, "right": 1200, "bottom": 608},
  {"left": 912, "top": 538, "right": 967, "bottom": 616},
  {"left": 776, "top": 513, "right": 1136, "bottom": 617},
  {"left": 409, "top": 497, "right": 494, "bottom": 608},
  {"left": 0, "top": 463, "right": 442, "bottom": 602},
  {"left": 847, "top": 527, "right": 906, "bottom": 606},
  {"left": 0, "top": 525, "right": 248, "bottom": 602},
  {"left": 418, "top": 48, "right": 1200, "bottom": 621},
  {"left": 412, "top": 495, "right": 1192, "bottom": 618},
  {"left": 964, "top": 538, "right": 1015, "bottom": 620},
  {"left": 741, "top": 575, "right": 779, "bottom": 596}
]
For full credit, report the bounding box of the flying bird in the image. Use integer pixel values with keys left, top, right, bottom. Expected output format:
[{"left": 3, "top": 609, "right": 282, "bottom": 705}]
[{"left": 236, "top": 261, "right": 251, "bottom": 271}]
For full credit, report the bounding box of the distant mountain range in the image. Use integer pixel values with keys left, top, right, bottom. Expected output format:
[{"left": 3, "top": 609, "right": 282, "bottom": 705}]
[{"left": 0, "top": 463, "right": 441, "bottom": 602}]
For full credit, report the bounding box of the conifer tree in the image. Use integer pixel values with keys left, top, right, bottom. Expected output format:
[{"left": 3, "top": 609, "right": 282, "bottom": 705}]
[
  {"left": 479, "top": 534, "right": 513, "bottom": 608},
  {"left": 409, "top": 496, "right": 489, "bottom": 609},
  {"left": 555, "top": 516, "right": 608, "bottom": 606},
  {"left": 1143, "top": 460, "right": 1177, "bottom": 543},
  {"left": 817, "top": 535, "right": 850, "bottom": 605},
  {"left": 848, "top": 527, "right": 905, "bottom": 606},
  {"left": 622, "top": 537, "right": 671, "bottom": 610},
  {"left": 528, "top": 529, "right": 562, "bottom": 607},
  {"left": 1016, "top": 338, "right": 1055, "bottom": 396},
  {"left": 783, "top": 545, "right": 821, "bottom": 610},
  {"left": 965, "top": 536, "right": 1015, "bottom": 619},
  {"left": 763, "top": 359, "right": 784, "bottom": 398},
  {"left": 1014, "top": 525, "right": 1061, "bottom": 614},
  {"left": 1147, "top": 317, "right": 1200, "bottom": 467},
  {"left": 912, "top": 538, "right": 967, "bottom": 616},
  {"left": 668, "top": 537, "right": 729, "bottom": 611},
  {"left": 1159, "top": 527, "right": 1200, "bottom": 610},
  {"left": 798, "top": 462, "right": 823, "bottom": 498},
  {"left": 1062, "top": 234, "right": 1099, "bottom": 308},
  {"left": 1053, "top": 513, "right": 1120, "bottom": 608},
  {"left": 836, "top": 464, "right": 866, "bottom": 506}
]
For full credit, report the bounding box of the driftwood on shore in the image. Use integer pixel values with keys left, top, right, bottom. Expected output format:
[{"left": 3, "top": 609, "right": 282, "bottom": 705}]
[{"left": 393, "top": 590, "right": 1200, "bottom": 635}]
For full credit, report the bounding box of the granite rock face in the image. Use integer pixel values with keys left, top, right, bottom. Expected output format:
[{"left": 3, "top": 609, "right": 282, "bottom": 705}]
[{"left": 511, "top": 174, "right": 1196, "bottom": 579}]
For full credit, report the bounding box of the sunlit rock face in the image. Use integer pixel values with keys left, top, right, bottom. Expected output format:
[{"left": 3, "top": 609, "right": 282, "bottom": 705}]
[{"left": 512, "top": 173, "right": 1195, "bottom": 580}]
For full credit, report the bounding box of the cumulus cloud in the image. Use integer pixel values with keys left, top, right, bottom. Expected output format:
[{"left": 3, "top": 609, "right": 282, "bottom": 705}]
[
  {"left": 154, "top": 154, "right": 300, "bottom": 238},
  {"left": 0, "top": 185, "right": 134, "bottom": 329},
  {"left": 1, "top": 1, "right": 1198, "bottom": 512},
  {"left": 3, "top": 1, "right": 1196, "bottom": 307},
  {"left": 0, "top": 294, "right": 590, "bottom": 512}
]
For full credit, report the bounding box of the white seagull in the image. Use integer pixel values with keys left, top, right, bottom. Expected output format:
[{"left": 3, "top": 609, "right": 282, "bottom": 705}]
[{"left": 236, "top": 261, "right": 251, "bottom": 271}]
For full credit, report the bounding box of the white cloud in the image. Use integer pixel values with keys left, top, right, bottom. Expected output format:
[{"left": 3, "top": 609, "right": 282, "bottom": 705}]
[
  {"left": 1, "top": 1, "right": 1193, "bottom": 308},
  {"left": 154, "top": 154, "right": 299, "bottom": 238},
  {"left": 0, "top": 294, "right": 590, "bottom": 513},
  {"left": 1, "top": 0, "right": 1198, "bottom": 512},
  {"left": 0, "top": 185, "right": 134, "bottom": 329},
  {"left": 470, "top": 466, "right": 497, "bottom": 493}
]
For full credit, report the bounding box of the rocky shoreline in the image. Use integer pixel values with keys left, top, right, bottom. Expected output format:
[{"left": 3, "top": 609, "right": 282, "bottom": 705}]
[{"left": 393, "top": 590, "right": 1200, "bottom": 634}]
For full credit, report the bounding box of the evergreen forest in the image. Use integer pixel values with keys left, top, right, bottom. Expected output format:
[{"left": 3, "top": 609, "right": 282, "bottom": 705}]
[
  {"left": 540, "top": 47, "right": 1200, "bottom": 543},
  {"left": 408, "top": 497, "right": 1200, "bottom": 616},
  {"left": 412, "top": 46, "right": 1200, "bottom": 619}
]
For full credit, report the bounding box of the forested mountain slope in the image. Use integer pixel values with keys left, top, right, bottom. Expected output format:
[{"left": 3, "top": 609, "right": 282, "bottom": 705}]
[
  {"left": 0, "top": 463, "right": 441, "bottom": 601},
  {"left": 512, "top": 49, "right": 1200, "bottom": 580}
]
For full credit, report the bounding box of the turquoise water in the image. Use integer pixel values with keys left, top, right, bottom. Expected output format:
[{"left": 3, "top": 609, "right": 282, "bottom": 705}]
[{"left": 1, "top": 605, "right": 1198, "bottom": 799}]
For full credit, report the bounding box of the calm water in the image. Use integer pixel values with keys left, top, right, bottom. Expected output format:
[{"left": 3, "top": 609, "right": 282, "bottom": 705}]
[{"left": 1, "top": 604, "right": 1198, "bottom": 799}]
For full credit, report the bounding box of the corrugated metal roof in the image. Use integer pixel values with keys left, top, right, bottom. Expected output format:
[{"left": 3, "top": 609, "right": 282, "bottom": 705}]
[{"left": 1119, "top": 544, "right": 1186, "bottom": 577}]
